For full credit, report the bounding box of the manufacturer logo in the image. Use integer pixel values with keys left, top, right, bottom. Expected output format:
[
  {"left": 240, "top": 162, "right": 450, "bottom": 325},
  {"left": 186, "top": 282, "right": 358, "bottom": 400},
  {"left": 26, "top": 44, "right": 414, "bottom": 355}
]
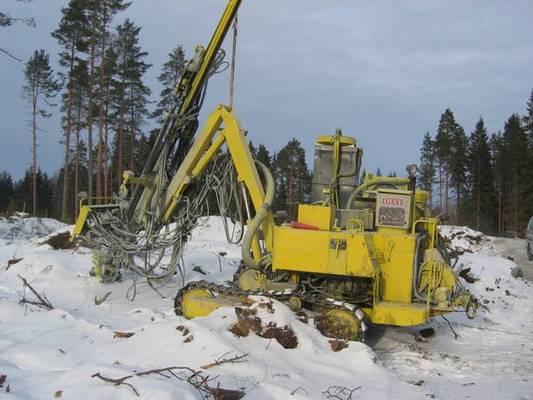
[{"left": 382, "top": 197, "right": 403, "bottom": 206}]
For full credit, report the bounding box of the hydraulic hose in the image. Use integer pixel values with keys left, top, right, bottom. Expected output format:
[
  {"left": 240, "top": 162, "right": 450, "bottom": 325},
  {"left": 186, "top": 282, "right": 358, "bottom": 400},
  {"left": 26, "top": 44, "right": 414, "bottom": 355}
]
[
  {"left": 241, "top": 160, "right": 275, "bottom": 269},
  {"left": 413, "top": 233, "right": 428, "bottom": 301},
  {"left": 345, "top": 177, "right": 410, "bottom": 209}
]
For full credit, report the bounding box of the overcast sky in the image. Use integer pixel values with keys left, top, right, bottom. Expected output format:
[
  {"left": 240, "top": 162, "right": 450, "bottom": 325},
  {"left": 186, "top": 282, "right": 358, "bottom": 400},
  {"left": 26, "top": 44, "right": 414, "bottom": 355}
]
[{"left": 1, "top": 0, "right": 532, "bottom": 180}]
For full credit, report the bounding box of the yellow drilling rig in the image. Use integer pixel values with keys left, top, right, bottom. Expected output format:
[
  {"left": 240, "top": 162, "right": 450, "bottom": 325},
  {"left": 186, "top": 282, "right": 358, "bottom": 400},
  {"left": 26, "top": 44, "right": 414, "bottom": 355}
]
[{"left": 73, "top": 0, "right": 478, "bottom": 341}]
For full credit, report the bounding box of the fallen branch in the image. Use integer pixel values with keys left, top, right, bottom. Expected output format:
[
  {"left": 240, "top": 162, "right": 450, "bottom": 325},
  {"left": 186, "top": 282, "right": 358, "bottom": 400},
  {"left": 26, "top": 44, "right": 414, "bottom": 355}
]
[
  {"left": 91, "top": 372, "right": 138, "bottom": 396},
  {"left": 17, "top": 274, "right": 54, "bottom": 310},
  {"left": 322, "top": 385, "right": 361, "bottom": 400},
  {"left": 5, "top": 257, "right": 23, "bottom": 270},
  {"left": 290, "top": 386, "right": 308, "bottom": 396},
  {"left": 201, "top": 352, "right": 248, "bottom": 370},
  {"left": 91, "top": 366, "right": 245, "bottom": 399}
]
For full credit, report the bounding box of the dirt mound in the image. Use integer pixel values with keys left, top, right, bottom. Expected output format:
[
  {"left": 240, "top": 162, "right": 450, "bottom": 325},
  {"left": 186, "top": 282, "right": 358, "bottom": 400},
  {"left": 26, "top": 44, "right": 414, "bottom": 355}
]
[
  {"left": 43, "top": 231, "right": 76, "bottom": 250},
  {"left": 229, "top": 306, "right": 298, "bottom": 349}
]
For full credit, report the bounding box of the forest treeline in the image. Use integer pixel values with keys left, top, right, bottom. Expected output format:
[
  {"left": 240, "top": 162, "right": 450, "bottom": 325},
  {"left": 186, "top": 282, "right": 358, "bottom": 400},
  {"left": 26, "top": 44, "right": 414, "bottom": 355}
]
[
  {"left": 1, "top": 1, "right": 532, "bottom": 238},
  {"left": 0, "top": 0, "right": 313, "bottom": 222},
  {"left": 418, "top": 92, "right": 533, "bottom": 236}
]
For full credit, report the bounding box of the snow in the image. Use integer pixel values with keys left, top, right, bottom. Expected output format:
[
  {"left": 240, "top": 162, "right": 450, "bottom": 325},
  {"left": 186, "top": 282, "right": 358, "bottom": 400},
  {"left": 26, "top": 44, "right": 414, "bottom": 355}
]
[{"left": 0, "top": 217, "right": 532, "bottom": 399}]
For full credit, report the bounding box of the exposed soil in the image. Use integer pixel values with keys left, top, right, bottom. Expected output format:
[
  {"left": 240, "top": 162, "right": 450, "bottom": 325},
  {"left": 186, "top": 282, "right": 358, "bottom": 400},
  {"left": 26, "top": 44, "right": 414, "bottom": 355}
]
[
  {"left": 43, "top": 231, "right": 76, "bottom": 250},
  {"left": 228, "top": 307, "right": 298, "bottom": 349}
]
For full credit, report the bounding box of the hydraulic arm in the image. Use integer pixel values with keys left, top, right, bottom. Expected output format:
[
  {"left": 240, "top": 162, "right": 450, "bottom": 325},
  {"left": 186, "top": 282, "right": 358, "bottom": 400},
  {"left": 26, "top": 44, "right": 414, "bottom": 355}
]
[
  {"left": 73, "top": 0, "right": 249, "bottom": 282},
  {"left": 127, "top": 0, "right": 242, "bottom": 228}
]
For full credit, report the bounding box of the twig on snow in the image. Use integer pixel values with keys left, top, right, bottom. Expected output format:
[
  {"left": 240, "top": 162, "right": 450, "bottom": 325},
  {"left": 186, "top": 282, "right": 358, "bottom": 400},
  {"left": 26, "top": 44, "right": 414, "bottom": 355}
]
[
  {"left": 322, "top": 385, "right": 361, "bottom": 400},
  {"left": 17, "top": 274, "right": 54, "bottom": 310},
  {"left": 5, "top": 257, "right": 23, "bottom": 270},
  {"left": 290, "top": 386, "right": 308, "bottom": 396},
  {"left": 201, "top": 352, "right": 249, "bottom": 370},
  {"left": 91, "top": 372, "right": 139, "bottom": 396},
  {"left": 91, "top": 366, "right": 246, "bottom": 399}
]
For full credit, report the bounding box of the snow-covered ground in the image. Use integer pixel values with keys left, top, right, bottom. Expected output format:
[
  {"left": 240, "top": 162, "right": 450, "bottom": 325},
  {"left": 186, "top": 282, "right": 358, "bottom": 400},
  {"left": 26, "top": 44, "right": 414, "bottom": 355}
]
[
  {"left": 372, "top": 226, "right": 533, "bottom": 400},
  {"left": 0, "top": 216, "right": 532, "bottom": 399}
]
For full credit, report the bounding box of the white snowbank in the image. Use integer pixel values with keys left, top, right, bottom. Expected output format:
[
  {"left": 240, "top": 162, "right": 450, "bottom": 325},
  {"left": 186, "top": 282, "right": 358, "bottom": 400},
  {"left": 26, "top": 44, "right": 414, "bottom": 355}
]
[
  {"left": 0, "top": 218, "right": 532, "bottom": 399},
  {"left": 0, "top": 217, "right": 421, "bottom": 399}
]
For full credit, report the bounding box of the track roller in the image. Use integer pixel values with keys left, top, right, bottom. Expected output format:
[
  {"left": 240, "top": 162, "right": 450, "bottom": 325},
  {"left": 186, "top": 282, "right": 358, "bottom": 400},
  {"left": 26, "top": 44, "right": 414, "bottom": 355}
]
[{"left": 315, "top": 308, "right": 365, "bottom": 341}]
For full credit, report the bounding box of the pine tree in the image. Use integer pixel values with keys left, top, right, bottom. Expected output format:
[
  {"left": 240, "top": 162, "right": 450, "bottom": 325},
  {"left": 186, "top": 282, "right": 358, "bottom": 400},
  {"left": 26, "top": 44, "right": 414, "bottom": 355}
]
[
  {"left": 108, "top": 19, "right": 151, "bottom": 190},
  {"left": 0, "top": 3, "right": 35, "bottom": 61},
  {"left": 501, "top": 114, "right": 529, "bottom": 234},
  {"left": 0, "top": 171, "right": 15, "bottom": 214},
  {"left": 134, "top": 128, "right": 158, "bottom": 172},
  {"left": 71, "top": 61, "right": 89, "bottom": 217},
  {"left": 153, "top": 45, "right": 186, "bottom": 122},
  {"left": 96, "top": 45, "right": 119, "bottom": 197},
  {"left": 524, "top": 89, "right": 533, "bottom": 146},
  {"left": 96, "top": 0, "right": 129, "bottom": 199},
  {"left": 273, "top": 139, "right": 312, "bottom": 218},
  {"left": 466, "top": 118, "right": 495, "bottom": 232},
  {"left": 419, "top": 132, "right": 436, "bottom": 202},
  {"left": 22, "top": 49, "right": 60, "bottom": 216},
  {"left": 434, "top": 109, "right": 459, "bottom": 215},
  {"left": 13, "top": 169, "right": 56, "bottom": 217},
  {"left": 490, "top": 132, "right": 504, "bottom": 235},
  {"left": 450, "top": 123, "right": 468, "bottom": 222},
  {"left": 255, "top": 144, "right": 272, "bottom": 169},
  {"left": 248, "top": 141, "right": 257, "bottom": 157},
  {"left": 359, "top": 168, "right": 367, "bottom": 185},
  {"left": 522, "top": 89, "right": 533, "bottom": 220},
  {"left": 86, "top": 0, "right": 129, "bottom": 202},
  {"left": 52, "top": 0, "right": 89, "bottom": 221}
]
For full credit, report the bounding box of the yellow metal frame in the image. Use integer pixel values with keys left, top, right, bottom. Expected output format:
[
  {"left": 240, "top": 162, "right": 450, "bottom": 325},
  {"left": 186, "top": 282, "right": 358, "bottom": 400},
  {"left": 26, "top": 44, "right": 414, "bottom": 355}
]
[
  {"left": 73, "top": 197, "right": 119, "bottom": 238},
  {"left": 177, "top": 0, "right": 241, "bottom": 117},
  {"left": 160, "top": 104, "right": 274, "bottom": 256}
]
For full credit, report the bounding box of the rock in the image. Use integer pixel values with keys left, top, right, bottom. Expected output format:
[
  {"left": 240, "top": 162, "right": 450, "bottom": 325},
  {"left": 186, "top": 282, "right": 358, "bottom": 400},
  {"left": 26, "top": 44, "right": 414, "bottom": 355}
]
[
  {"left": 415, "top": 327, "right": 435, "bottom": 342},
  {"left": 192, "top": 265, "right": 207, "bottom": 275}
]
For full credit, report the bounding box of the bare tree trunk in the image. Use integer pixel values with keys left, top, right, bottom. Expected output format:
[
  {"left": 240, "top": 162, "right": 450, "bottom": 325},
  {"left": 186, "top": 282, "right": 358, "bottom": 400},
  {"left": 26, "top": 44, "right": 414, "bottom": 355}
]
[
  {"left": 61, "top": 45, "right": 75, "bottom": 221},
  {"left": 32, "top": 95, "right": 37, "bottom": 216},
  {"left": 87, "top": 0, "right": 98, "bottom": 203},
  {"left": 129, "top": 122, "right": 134, "bottom": 172},
  {"left": 497, "top": 186, "right": 501, "bottom": 236},
  {"left": 288, "top": 165, "right": 294, "bottom": 219},
  {"left": 438, "top": 163, "right": 443, "bottom": 212},
  {"left": 444, "top": 169, "right": 449, "bottom": 215},
  {"left": 129, "top": 87, "right": 135, "bottom": 172},
  {"left": 117, "top": 103, "right": 124, "bottom": 193},
  {"left": 96, "top": 2, "right": 108, "bottom": 201},
  {"left": 476, "top": 190, "right": 480, "bottom": 230},
  {"left": 103, "top": 86, "right": 109, "bottom": 198},
  {"left": 513, "top": 173, "right": 518, "bottom": 235},
  {"left": 74, "top": 99, "right": 81, "bottom": 218},
  {"left": 456, "top": 183, "right": 461, "bottom": 224},
  {"left": 117, "top": 58, "right": 126, "bottom": 192}
]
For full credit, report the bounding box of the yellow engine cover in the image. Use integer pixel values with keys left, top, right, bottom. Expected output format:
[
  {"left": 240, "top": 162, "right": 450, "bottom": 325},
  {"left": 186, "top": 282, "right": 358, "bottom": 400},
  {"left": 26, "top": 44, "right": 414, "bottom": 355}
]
[
  {"left": 272, "top": 226, "right": 375, "bottom": 277},
  {"left": 272, "top": 225, "right": 417, "bottom": 304}
]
